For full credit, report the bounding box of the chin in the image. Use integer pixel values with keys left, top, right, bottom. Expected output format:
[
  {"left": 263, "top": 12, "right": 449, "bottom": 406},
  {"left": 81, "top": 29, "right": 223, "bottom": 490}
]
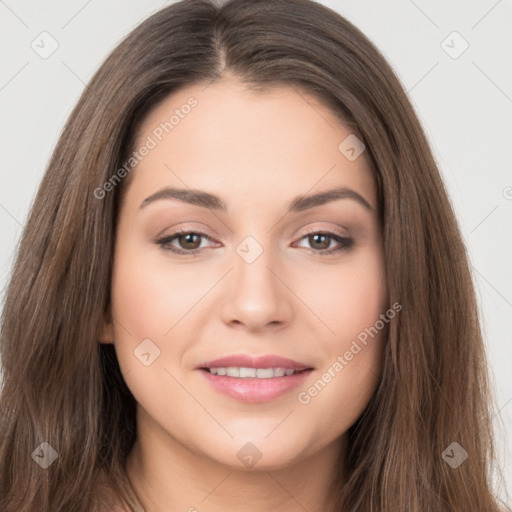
[{"left": 197, "top": 436, "right": 307, "bottom": 472}]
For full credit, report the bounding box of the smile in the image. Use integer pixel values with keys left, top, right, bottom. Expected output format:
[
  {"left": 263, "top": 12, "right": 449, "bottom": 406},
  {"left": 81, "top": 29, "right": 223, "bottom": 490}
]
[
  {"left": 196, "top": 354, "right": 314, "bottom": 402},
  {"left": 204, "top": 367, "right": 307, "bottom": 378}
]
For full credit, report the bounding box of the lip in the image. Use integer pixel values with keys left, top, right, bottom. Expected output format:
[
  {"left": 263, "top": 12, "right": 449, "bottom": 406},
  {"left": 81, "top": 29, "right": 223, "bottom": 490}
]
[
  {"left": 196, "top": 354, "right": 313, "bottom": 371},
  {"left": 196, "top": 354, "right": 314, "bottom": 403}
]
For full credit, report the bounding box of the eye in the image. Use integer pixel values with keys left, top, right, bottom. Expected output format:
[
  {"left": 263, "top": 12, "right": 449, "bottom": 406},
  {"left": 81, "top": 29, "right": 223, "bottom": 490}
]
[
  {"left": 293, "top": 231, "right": 354, "bottom": 255},
  {"left": 155, "top": 228, "right": 354, "bottom": 256},
  {"left": 155, "top": 229, "right": 218, "bottom": 255}
]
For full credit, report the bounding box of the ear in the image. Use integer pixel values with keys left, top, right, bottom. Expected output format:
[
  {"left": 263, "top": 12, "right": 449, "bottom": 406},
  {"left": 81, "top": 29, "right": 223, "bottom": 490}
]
[{"left": 99, "top": 308, "right": 115, "bottom": 344}]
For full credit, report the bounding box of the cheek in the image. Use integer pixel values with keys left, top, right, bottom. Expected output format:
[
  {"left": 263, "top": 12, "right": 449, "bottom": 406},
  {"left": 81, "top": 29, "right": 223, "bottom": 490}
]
[
  {"left": 336, "top": 265, "right": 386, "bottom": 338},
  {"left": 110, "top": 243, "right": 201, "bottom": 338},
  {"left": 111, "top": 269, "right": 164, "bottom": 338},
  {"left": 301, "top": 248, "right": 387, "bottom": 343},
  {"left": 294, "top": 248, "right": 387, "bottom": 414},
  {"left": 109, "top": 246, "right": 196, "bottom": 412}
]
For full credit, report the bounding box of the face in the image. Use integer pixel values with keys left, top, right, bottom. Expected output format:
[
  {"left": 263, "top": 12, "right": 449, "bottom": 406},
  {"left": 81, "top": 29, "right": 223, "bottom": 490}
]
[{"left": 102, "top": 76, "right": 388, "bottom": 471}]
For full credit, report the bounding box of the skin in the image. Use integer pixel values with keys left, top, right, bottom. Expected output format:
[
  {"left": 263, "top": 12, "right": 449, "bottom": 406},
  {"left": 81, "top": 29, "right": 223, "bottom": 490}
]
[{"left": 101, "top": 75, "right": 388, "bottom": 512}]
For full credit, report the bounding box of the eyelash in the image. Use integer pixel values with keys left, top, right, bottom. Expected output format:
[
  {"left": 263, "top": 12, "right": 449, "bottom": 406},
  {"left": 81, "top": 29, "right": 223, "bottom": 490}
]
[{"left": 155, "top": 228, "right": 354, "bottom": 257}]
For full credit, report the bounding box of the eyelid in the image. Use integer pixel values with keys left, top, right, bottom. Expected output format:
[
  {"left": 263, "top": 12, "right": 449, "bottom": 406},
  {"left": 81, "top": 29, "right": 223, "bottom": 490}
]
[
  {"left": 155, "top": 227, "right": 217, "bottom": 246},
  {"left": 300, "top": 224, "right": 350, "bottom": 238},
  {"left": 154, "top": 222, "right": 215, "bottom": 239}
]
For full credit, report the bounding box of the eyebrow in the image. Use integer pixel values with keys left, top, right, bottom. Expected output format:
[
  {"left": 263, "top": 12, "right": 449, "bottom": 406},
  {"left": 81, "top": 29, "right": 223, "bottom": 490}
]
[{"left": 139, "top": 186, "right": 373, "bottom": 212}]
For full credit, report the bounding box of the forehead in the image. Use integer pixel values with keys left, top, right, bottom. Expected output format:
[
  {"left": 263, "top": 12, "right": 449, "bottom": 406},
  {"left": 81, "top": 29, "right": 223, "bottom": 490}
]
[{"left": 125, "top": 77, "right": 375, "bottom": 210}]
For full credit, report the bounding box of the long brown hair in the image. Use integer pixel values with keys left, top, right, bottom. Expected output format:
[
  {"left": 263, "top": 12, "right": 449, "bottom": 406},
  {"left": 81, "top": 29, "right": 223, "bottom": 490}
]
[{"left": 0, "top": 0, "right": 509, "bottom": 510}]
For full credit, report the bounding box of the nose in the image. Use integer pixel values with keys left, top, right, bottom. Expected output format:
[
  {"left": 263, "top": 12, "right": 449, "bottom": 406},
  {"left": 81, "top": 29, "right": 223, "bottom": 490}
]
[{"left": 219, "top": 239, "right": 294, "bottom": 332}]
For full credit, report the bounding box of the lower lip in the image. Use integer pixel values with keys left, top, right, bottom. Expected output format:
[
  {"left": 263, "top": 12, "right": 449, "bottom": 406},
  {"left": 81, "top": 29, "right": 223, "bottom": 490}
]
[{"left": 197, "top": 369, "right": 313, "bottom": 403}]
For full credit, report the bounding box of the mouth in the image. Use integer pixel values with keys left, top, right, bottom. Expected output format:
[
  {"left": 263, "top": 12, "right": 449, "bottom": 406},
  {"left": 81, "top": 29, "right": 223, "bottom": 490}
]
[
  {"left": 199, "top": 367, "right": 312, "bottom": 378},
  {"left": 196, "top": 354, "right": 314, "bottom": 403}
]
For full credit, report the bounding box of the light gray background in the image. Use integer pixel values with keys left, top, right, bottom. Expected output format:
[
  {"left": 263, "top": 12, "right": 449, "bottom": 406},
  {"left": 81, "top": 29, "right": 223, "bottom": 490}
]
[{"left": 1, "top": 0, "right": 511, "bottom": 505}]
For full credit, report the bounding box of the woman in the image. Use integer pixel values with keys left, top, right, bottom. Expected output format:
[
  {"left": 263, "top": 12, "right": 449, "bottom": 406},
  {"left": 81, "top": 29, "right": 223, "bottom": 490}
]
[{"left": 0, "top": 0, "right": 508, "bottom": 510}]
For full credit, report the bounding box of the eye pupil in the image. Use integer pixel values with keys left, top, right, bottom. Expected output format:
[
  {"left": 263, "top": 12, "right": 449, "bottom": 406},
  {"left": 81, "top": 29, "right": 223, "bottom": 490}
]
[
  {"left": 179, "top": 233, "right": 201, "bottom": 249},
  {"left": 309, "top": 233, "right": 330, "bottom": 250}
]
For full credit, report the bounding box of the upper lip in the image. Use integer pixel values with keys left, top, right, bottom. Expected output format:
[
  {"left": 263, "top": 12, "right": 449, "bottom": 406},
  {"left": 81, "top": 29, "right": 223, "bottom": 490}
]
[{"left": 197, "top": 354, "right": 314, "bottom": 371}]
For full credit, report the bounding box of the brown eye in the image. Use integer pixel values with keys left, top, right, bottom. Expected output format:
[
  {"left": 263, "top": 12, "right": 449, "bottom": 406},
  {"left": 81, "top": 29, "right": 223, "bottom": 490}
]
[
  {"left": 308, "top": 233, "right": 331, "bottom": 250},
  {"left": 177, "top": 233, "right": 202, "bottom": 250},
  {"left": 295, "top": 231, "right": 354, "bottom": 256},
  {"left": 155, "top": 230, "right": 217, "bottom": 255}
]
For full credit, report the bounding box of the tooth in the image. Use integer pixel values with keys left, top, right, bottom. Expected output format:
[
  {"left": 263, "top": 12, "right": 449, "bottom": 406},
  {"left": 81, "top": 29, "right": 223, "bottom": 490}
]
[
  {"left": 207, "top": 367, "right": 303, "bottom": 378},
  {"left": 239, "top": 367, "right": 256, "bottom": 378},
  {"left": 226, "top": 367, "right": 240, "bottom": 377},
  {"left": 256, "top": 368, "right": 274, "bottom": 379}
]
